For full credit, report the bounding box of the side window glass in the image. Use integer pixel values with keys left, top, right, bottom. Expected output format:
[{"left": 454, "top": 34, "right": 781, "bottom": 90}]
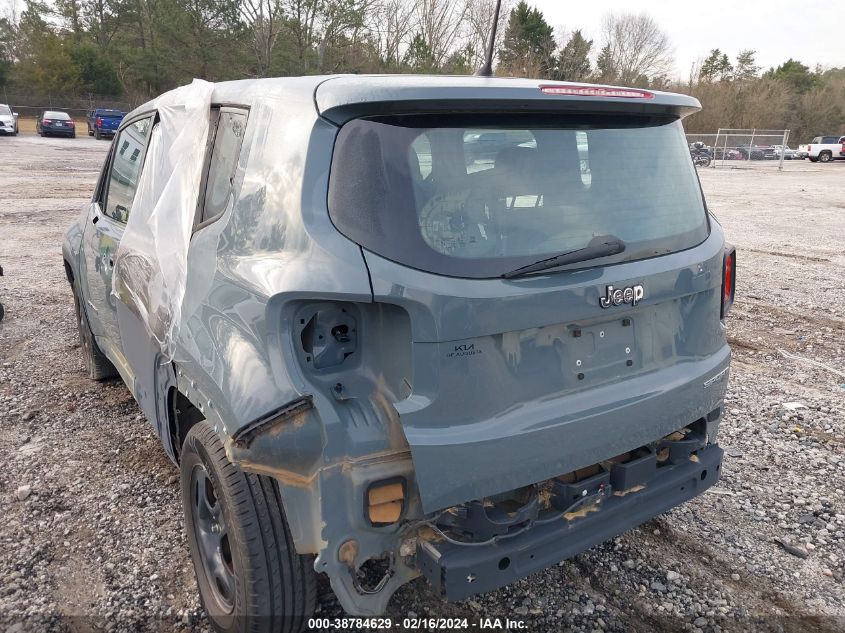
[
  {"left": 105, "top": 117, "right": 152, "bottom": 223},
  {"left": 201, "top": 110, "right": 247, "bottom": 224},
  {"left": 93, "top": 147, "right": 114, "bottom": 204}
]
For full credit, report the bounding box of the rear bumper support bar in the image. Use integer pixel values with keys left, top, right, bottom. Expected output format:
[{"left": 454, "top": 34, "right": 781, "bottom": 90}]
[{"left": 417, "top": 443, "right": 723, "bottom": 601}]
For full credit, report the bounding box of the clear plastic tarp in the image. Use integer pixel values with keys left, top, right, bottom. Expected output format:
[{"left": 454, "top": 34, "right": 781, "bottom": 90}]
[{"left": 112, "top": 79, "right": 214, "bottom": 359}]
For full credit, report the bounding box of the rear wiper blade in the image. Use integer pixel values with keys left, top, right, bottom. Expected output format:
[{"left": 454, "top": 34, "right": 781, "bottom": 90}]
[{"left": 501, "top": 235, "right": 626, "bottom": 279}]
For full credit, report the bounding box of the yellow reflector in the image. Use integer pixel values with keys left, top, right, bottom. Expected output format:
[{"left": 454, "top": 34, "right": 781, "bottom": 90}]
[{"left": 367, "top": 481, "right": 404, "bottom": 525}]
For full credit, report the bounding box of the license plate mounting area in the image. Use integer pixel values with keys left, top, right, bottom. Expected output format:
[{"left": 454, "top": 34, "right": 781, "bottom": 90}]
[{"left": 567, "top": 318, "right": 637, "bottom": 382}]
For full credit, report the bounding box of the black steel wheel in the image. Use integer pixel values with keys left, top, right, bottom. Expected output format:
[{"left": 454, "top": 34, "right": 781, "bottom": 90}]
[
  {"left": 190, "top": 463, "right": 237, "bottom": 614},
  {"left": 181, "top": 422, "right": 316, "bottom": 633}
]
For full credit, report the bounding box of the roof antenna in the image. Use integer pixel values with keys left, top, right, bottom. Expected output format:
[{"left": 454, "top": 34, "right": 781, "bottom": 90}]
[{"left": 475, "top": 0, "right": 502, "bottom": 77}]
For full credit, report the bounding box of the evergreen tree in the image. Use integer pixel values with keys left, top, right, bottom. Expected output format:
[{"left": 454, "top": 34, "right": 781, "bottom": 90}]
[
  {"left": 497, "top": 1, "right": 555, "bottom": 79},
  {"left": 734, "top": 49, "right": 759, "bottom": 81},
  {"left": 765, "top": 59, "right": 819, "bottom": 94},
  {"left": 700, "top": 48, "right": 732, "bottom": 82},
  {"left": 555, "top": 29, "right": 591, "bottom": 82}
]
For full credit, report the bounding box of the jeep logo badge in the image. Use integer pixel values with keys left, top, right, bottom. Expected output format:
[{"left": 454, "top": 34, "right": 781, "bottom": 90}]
[{"left": 600, "top": 284, "right": 644, "bottom": 308}]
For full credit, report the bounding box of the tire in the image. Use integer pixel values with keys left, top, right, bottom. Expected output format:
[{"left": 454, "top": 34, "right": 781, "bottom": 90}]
[
  {"left": 72, "top": 288, "right": 117, "bottom": 380},
  {"left": 88, "top": 125, "right": 93, "bottom": 136},
  {"left": 809, "top": 156, "right": 819, "bottom": 163},
  {"left": 181, "top": 422, "right": 316, "bottom": 633},
  {"left": 94, "top": 128, "right": 101, "bottom": 140},
  {"left": 71, "top": 132, "right": 76, "bottom": 139},
  {"left": 819, "top": 151, "right": 832, "bottom": 163}
]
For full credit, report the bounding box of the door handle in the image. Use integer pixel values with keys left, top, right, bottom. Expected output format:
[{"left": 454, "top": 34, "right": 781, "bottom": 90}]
[{"left": 92, "top": 215, "right": 99, "bottom": 224}]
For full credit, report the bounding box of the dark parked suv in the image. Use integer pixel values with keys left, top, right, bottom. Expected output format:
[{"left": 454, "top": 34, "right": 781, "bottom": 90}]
[{"left": 62, "top": 76, "right": 735, "bottom": 629}]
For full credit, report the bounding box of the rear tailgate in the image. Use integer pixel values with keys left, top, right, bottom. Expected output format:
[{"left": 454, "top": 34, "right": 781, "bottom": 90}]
[
  {"left": 366, "top": 229, "right": 729, "bottom": 512},
  {"left": 99, "top": 115, "right": 122, "bottom": 131}
]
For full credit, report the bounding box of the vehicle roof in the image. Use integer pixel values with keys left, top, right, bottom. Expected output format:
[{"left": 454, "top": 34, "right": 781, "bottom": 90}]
[
  {"left": 94, "top": 108, "right": 124, "bottom": 114},
  {"left": 130, "top": 75, "right": 701, "bottom": 124}
]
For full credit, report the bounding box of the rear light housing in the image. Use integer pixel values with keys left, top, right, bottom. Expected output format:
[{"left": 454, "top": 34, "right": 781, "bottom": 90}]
[
  {"left": 721, "top": 246, "right": 736, "bottom": 318},
  {"left": 97, "top": 117, "right": 102, "bottom": 127},
  {"left": 68, "top": 120, "right": 75, "bottom": 126}
]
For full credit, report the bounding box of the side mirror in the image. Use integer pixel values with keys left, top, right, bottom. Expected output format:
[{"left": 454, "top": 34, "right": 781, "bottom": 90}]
[{"left": 13, "top": 112, "right": 18, "bottom": 118}]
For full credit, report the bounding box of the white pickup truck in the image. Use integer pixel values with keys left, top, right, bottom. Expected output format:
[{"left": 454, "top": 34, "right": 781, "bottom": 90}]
[{"left": 798, "top": 135, "right": 845, "bottom": 162}]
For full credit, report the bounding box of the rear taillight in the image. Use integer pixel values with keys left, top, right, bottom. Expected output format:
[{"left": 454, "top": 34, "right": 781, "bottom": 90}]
[
  {"left": 540, "top": 85, "right": 654, "bottom": 99},
  {"left": 807, "top": 145, "right": 811, "bottom": 152},
  {"left": 721, "top": 246, "right": 736, "bottom": 318},
  {"left": 69, "top": 120, "right": 75, "bottom": 127},
  {"left": 97, "top": 117, "right": 102, "bottom": 126},
  {"left": 42, "top": 119, "right": 51, "bottom": 124}
]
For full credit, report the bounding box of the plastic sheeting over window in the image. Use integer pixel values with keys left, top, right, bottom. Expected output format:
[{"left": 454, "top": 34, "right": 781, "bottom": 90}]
[{"left": 112, "top": 79, "right": 214, "bottom": 359}]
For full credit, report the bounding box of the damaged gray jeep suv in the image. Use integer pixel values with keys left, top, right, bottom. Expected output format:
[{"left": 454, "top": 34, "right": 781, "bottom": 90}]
[{"left": 62, "top": 75, "right": 735, "bottom": 629}]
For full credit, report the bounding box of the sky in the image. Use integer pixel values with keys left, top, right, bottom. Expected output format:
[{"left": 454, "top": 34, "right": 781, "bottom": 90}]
[{"left": 534, "top": 0, "right": 844, "bottom": 79}]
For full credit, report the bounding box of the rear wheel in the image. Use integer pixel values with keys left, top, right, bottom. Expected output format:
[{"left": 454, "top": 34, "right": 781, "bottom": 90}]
[
  {"left": 72, "top": 288, "right": 117, "bottom": 380},
  {"left": 819, "top": 151, "right": 832, "bottom": 163},
  {"left": 94, "top": 128, "right": 101, "bottom": 140},
  {"left": 181, "top": 422, "right": 316, "bottom": 633},
  {"left": 808, "top": 156, "right": 819, "bottom": 163}
]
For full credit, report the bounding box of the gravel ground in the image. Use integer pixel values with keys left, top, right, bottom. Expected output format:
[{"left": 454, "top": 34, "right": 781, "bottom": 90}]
[{"left": 1, "top": 135, "right": 843, "bottom": 633}]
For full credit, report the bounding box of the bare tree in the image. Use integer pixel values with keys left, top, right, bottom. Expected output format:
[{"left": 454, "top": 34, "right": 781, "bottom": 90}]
[
  {"left": 315, "top": 0, "right": 381, "bottom": 70},
  {"left": 370, "top": 0, "right": 415, "bottom": 69},
  {"left": 463, "top": 0, "right": 509, "bottom": 70},
  {"left": 240, "top": 0, "right": 284, "bottom": 76},
  {"left": 410, "top": 0, "right": 467, "bottom": 69},
  {"left": 596, "top": 11, "right": 673, "bottom": 86}
]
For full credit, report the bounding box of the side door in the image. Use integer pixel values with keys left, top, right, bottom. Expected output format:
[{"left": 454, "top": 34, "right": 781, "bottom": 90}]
[{"left": 81, "top": 115, "right": 154, "bottom": 359}]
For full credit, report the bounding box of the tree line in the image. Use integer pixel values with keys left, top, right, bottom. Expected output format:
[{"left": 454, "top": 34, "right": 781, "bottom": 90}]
[{"left": 0, "top": 0, "right": 842, "bottom": 141}]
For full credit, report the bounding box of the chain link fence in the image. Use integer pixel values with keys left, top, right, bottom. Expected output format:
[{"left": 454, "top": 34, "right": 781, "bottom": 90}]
[
  {"left": 1, "top": 89, "right": 137, "bottom": 121},
  {"left": 685, "top": 129, "right": 793, "bottom": 170}
]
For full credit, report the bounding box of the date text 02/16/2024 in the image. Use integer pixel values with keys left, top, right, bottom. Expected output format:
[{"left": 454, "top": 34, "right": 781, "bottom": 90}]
[{"left": 307, "top": 617, "right": 528, "bottom": 630}]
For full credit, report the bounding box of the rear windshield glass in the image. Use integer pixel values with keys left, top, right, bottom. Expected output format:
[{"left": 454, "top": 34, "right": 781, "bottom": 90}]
[
  {"left": 45, "top": 111, "right": 70, "bottom": 120},
  {"left": 328, "top": 114, "right": 709, "bottom": 278},
  {"left": 99, "top": 111, "right": 123, "bottom": 119}
]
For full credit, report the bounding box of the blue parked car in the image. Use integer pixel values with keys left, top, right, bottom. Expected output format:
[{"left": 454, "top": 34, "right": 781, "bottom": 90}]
[{"left": 86, "top": 108, "right": 124, "bottom": 139}]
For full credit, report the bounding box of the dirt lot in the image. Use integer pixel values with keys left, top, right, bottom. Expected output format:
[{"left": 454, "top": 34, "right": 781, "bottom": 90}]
[{"left": 1, "top": 134, "right": 843, "bottom": 633}]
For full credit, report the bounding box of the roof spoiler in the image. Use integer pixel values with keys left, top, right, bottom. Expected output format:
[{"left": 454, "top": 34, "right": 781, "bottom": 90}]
[{"left": 316, "top": 79, "right": 701, "bottom": 126}]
